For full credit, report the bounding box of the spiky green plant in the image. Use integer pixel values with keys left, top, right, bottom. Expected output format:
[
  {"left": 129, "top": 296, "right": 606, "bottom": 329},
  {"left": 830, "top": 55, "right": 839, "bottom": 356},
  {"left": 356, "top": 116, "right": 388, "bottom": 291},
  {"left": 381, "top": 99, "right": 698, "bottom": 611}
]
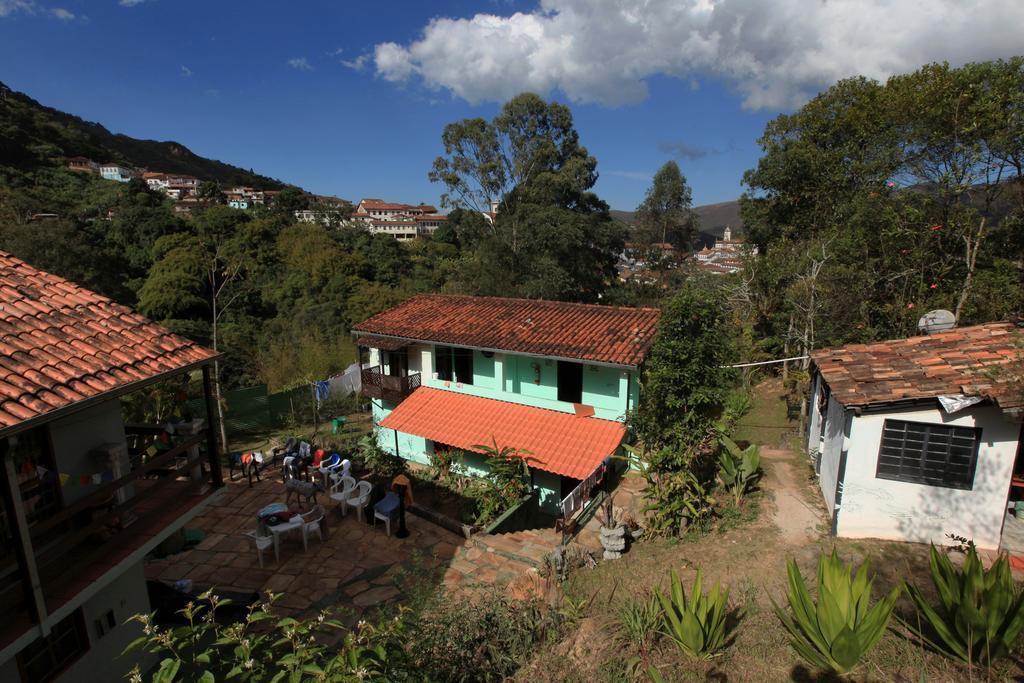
[
  {"left": 656, "top": 569, "right": 731, "bottom": 659},
  {"left": 772, "top": 549, "right": 900, "bottom": 674},
  {"left": 717, "top": 435, "right": 762, "bottom": 505},
  {"left": 904, "top": 544, "right": 1024, "bottom": 664}
]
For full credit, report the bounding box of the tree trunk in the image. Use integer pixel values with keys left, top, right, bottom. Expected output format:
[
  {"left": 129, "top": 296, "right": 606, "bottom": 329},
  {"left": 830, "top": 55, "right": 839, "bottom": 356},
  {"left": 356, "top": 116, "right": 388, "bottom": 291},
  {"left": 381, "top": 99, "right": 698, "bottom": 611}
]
[
  {"left": 953, "top": 217, "right": 985, "bottom": 322},
  {"left": 210, "top": 287, "right": 229, "bottom": 454}
]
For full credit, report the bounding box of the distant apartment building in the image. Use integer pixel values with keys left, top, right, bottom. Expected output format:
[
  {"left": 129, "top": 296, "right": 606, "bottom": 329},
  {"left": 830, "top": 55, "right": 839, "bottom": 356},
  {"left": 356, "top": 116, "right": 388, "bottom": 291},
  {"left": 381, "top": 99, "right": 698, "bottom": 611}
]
[
  {"left": 99, "top": 164, "right": 138, "bottom": 183},
  {"left": 65, "top": 157, "right": 98, "bottom": 174},
  {"left": 349, "top": 198, "right": 447, "bottom": 241},
  {"left": 143, "top": 172, "right": 170, "bottom": 191}
]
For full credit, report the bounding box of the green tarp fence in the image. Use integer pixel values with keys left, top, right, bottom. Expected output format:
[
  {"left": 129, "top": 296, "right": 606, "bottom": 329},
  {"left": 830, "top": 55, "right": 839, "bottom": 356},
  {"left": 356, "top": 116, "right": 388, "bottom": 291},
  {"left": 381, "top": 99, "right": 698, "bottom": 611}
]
[{"left": 188, "top": 383, "right": 313, "bottom": 437}]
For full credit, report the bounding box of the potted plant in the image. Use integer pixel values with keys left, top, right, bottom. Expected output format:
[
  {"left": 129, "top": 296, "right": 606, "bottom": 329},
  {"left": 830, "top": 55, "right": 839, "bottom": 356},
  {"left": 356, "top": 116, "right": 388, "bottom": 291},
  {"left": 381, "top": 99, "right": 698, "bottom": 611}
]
[{"left": 597, "top": 494, "right": 627, "bottom": 560}]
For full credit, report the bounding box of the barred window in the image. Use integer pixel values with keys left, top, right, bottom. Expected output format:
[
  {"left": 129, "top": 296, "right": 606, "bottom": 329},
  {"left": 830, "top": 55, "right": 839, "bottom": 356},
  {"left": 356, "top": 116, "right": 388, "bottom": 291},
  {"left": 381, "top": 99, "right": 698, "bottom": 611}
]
[{"left": 876, "top": 419, "right": 981, "bottom": 490}]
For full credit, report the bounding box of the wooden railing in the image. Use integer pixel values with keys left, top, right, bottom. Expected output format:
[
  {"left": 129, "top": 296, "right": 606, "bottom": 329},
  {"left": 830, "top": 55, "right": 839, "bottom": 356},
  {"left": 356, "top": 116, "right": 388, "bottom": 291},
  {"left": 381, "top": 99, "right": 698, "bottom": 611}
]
[{"left": 361, "top": 366, "right": 421, "bottom": 404}]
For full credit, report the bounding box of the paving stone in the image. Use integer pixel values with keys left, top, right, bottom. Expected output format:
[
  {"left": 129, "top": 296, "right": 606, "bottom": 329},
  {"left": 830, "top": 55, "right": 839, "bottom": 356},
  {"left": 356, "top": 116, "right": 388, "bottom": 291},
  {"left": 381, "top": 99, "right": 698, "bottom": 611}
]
[{"left": 351, "top": 585, "right": 400, "bottom": 608}]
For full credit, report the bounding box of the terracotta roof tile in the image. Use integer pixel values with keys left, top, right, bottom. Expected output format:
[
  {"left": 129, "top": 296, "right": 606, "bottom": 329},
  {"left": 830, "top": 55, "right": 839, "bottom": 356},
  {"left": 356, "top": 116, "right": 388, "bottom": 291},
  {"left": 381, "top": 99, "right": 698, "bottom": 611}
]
[
  {"left": 379, "top": 387, "right": 625, "bottom": 479},
  {"left": 353, "top": 294, "right": 660, "bottom": 368},
  {"left": 0, "top": 250, "right": 218, "bottom": 433},
  {"left": 811, "top": 322, "right": 1023, "bottom": 410}
]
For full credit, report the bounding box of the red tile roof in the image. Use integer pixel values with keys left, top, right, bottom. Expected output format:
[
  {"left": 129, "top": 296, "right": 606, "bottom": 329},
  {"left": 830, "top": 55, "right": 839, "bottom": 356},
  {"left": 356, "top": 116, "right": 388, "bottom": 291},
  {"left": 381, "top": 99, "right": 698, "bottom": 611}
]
[
  {"left": 379, "top": 387, "right": 624, "bottom": 479},
  {"left": 811, "top": 322, "right": 1023, "bottom": 411},
  {"left": 352, "top": 294, "right": 661, "bottom": 368},
  {"left": 0, "top": 251, "right": 219, "bottom": 433}
]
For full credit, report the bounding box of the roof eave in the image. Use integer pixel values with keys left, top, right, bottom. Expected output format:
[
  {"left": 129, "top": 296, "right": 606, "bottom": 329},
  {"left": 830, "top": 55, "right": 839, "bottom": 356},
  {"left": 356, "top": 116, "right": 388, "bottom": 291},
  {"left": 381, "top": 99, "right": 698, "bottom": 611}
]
[
  {"left": 350, "top": 330, "right": 642, "bottom": 371},
  {"left": 0, "top": 354, "right": 220, "bottom": 440}
]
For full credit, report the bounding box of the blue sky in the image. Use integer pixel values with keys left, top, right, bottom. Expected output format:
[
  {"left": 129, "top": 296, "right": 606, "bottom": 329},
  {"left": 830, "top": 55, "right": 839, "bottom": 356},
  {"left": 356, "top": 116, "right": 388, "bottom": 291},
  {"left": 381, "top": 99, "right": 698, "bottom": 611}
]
[{"left": 2, "top": 1, "right": 1021, "bottom": 210}]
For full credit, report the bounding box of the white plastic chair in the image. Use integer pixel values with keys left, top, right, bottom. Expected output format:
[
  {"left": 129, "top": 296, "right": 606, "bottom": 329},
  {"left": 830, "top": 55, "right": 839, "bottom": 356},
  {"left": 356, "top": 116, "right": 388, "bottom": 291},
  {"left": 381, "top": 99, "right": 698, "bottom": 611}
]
[
  {"left": 243, "top": 530, "right": 273, "bottom": 568},
  {"left": 318, "top": 453, "right": 343, "bottom": 486},
  {"left": 374, "top": 508, "right": 394, "bottom": 536},
  {"left": 300, "top": 505, "right": 325, "bottom": 551},
  {"left": 329, "top": 474, "right": 357, "bottom": 515},
  {"left": 347, "top": 481, "right": 373, "bottom": 522}
]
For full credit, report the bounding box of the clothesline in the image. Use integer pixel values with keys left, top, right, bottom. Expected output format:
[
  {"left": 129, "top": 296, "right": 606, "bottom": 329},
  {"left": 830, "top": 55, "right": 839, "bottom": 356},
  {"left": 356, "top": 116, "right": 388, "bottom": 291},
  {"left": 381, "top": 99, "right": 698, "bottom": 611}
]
[{"left": 723, "top": 355, "right": 810, "bottom": 368}]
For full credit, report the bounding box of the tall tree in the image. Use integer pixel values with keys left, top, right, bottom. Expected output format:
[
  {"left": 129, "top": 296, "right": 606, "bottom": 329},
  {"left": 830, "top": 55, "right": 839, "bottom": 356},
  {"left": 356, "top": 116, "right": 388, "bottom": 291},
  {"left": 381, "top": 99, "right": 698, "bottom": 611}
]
[
  {"left": 430, "top": 93, "right": 623, "bottom": 301},
  {"left": 635, "top": 160, "right": 696, "bottom": 249}
]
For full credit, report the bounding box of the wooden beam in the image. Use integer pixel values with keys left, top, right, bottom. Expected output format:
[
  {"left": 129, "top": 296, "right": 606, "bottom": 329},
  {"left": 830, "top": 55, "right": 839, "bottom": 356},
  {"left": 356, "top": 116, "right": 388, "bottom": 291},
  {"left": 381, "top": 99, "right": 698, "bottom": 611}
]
[
  {"left": 0, "top": 439, "right": 48, "bottom": 631},
  {"left": 202, "top": 366, "right": 224, "bottom": 489}
]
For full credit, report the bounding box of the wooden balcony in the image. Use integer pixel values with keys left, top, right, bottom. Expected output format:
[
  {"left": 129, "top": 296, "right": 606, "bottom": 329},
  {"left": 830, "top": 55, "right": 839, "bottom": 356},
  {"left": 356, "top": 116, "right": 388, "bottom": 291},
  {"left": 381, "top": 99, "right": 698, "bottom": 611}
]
[{"left": 361, "top": 366, "right": 421, "bottom": 404}]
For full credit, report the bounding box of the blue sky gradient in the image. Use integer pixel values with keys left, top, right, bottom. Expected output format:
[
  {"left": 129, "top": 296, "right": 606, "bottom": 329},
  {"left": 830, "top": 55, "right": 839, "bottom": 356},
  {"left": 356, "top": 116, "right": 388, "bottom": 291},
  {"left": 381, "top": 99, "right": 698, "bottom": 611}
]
[{"left": 3, "top": 1, "right": 1020, "bottom": 210}]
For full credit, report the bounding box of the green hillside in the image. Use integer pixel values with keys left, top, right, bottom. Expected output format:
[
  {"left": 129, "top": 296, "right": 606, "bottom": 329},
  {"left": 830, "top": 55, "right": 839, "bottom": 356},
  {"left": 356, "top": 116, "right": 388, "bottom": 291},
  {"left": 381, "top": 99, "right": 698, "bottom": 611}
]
[{"left": 0, "top": 81, "right": 285, "bottom": 189}]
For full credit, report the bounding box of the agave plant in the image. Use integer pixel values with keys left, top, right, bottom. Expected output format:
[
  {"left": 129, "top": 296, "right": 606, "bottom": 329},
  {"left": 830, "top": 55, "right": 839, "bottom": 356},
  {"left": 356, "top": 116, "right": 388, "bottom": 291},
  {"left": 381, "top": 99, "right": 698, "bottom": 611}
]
[
  {"left": 772, "top": 549, "right": 900, "bottom": 674},
  {"left": 903, "top": 544, "right": 1024, "bottom": 664},
  {"left": 656, "top": 568, "right": 731, "bottom": 659},
  {"left": 718, "top": 435, "right": 762, "bottom": 505}
]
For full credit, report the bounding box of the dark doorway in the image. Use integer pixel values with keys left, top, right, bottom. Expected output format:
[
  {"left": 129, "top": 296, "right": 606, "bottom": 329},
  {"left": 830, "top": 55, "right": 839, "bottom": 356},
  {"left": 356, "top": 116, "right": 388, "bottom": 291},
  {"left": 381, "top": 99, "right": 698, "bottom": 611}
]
[
  {"left": 557, "top": 361, "right": 583, "bottom": 404},
  {"left": 385, "top": 349, "right": 408, "bottom": 377}
]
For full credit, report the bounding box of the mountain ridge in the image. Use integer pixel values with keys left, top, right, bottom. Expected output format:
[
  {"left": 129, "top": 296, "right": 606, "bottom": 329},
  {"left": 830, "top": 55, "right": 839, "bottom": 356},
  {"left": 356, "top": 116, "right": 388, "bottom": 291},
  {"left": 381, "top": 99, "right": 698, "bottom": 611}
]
[{"left": 0, "top": 81, "right": 286, "bottom": 189}]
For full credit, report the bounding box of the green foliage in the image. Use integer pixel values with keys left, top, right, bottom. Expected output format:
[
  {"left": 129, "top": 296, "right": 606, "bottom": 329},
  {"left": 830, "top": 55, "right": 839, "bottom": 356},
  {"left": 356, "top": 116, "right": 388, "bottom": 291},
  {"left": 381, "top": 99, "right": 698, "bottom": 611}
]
[
  {"left": 471, "top": 438, "right": 532, "bottom": 528},
  {"left": 356, "top": 433, "right": 406, "bottom": 478},
  {"left": 903, "top": 544, "right": 1024, "bottom": 664},
  {"left": 406, "top": 590, "right": 562, "bottom": 683},
  {"left": 772, "top": 549, "right": 900, "bottom": 674},
  {"left": 430, "top": 92, "right": 624, "bottom": 302},
  {"left": 634, "top": 282, "right": 736, "bottom": 453},
  {"left": 656, "top": 568, "right": 732, "bottom": 659},
  {"left": 123, "top": 591, "right": 400, "bottom": 682},
  {"left": 717, "top": 435, "right": 762, "bottom": 506},
  {"left": 619, "top": 590, "right": 663, "bottom": 677},
  {"left": 635, "top": 160, "right": 697, "bottom": 249}
]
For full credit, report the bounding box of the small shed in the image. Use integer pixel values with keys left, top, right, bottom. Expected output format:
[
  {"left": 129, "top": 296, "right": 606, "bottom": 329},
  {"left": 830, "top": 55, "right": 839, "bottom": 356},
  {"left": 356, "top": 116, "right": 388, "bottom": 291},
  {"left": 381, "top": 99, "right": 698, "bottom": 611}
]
[{"left": 807, "top": 322, "right": 1023, "bottom": 550}]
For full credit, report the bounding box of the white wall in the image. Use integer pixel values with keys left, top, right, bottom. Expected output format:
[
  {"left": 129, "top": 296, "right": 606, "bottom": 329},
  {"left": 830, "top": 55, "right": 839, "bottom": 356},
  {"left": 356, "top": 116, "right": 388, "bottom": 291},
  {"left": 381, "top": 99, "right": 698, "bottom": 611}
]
[
  {"left": 48, "top": 400, "right": 130, "bottom": 506},
  {"left": 818, "top": 394, "right": 847, "bottom": 513},
  {"left": 61, "top": 561, "right": 155, "bottom": 683},
  {"left": 836, "top": 404, "right": 1018, "bottom": 549}
]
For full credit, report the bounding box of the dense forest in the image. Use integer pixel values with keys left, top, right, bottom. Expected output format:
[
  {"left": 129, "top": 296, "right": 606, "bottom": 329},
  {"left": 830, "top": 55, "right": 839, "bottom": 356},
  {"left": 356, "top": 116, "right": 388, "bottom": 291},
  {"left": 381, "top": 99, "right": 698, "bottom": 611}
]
[{"left": 0, "top": 59, "right": 1022, "bottom": 403}]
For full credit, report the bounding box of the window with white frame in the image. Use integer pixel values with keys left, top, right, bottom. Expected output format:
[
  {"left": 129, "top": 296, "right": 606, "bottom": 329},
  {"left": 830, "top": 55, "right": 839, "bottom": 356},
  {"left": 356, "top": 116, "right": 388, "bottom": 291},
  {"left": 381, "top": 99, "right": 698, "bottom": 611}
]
[{"left": 875, "top": 419, "right": 981, "bottom": 490}]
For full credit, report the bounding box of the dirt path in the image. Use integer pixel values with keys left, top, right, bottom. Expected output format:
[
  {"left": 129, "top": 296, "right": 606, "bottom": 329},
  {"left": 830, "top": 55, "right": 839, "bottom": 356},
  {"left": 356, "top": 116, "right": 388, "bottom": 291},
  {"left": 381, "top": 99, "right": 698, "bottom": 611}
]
[{"left": 760, "top": 447, "right": 824, "bottom": 545}]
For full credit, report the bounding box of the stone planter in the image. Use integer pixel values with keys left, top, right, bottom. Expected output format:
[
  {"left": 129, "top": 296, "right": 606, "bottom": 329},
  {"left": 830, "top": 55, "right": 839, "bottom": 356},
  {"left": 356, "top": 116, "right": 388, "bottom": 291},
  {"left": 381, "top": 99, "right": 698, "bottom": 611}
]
[{"left": 599, "top": 524, "right": 627, "bottom": 560}]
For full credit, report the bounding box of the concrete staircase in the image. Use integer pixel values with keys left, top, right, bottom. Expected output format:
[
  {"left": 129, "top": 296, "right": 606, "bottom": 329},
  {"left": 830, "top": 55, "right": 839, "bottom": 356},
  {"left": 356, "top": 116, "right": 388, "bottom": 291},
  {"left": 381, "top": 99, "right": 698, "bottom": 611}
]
[{"left": 473, "top": 527, "right": 562, "bottom": 568}]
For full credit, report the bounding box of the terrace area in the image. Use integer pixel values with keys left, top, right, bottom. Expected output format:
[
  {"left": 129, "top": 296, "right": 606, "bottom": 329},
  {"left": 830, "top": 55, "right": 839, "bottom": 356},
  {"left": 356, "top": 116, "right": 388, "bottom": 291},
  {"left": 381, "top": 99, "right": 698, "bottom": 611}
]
[{"left": 143, "top": 471, "right": 561, "bottom": 622}]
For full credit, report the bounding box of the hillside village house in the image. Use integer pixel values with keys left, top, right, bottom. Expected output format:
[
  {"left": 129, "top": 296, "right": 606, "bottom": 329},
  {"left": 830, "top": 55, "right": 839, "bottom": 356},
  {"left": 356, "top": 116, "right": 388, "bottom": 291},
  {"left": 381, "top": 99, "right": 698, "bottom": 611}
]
[
  {"left": 0, "top": 251, "right": 223, "bottom": 682},
  {"left": 351, "top": 295, "right": 660, "bottom": 517},
  {"left": 349, "top": 198, "right": 447, "bottom": 240},
  {"left": 98, "top": 164, "right": 137, "bottom": 183},
  {"left": 807, "top": 322, "right": 1023, "bottom": 551},
  {"left": 65, "top": 157, "right": 98, "bottom": 175}
]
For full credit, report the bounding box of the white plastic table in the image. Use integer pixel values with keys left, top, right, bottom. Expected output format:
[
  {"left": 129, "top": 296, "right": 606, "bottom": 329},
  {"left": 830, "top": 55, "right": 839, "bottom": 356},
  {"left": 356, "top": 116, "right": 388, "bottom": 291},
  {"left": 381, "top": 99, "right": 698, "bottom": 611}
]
[{"left": 268, "top": 518, "right": 303, "bottom": 562}]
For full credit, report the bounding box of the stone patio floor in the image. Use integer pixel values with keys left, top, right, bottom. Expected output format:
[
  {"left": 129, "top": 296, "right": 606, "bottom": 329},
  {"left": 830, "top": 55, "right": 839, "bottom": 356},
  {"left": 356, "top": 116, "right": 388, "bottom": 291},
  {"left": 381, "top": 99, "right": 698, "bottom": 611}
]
[{"left": 143, "top": 474, "right": 557, "bottom": 622}]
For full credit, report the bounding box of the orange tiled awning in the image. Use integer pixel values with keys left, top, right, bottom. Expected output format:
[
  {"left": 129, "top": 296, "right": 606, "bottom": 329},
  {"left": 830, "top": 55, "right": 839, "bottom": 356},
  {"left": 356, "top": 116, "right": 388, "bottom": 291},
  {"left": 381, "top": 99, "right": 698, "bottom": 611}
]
[{"left": 378, "top": 387, "right": 625, "bottom": 480}]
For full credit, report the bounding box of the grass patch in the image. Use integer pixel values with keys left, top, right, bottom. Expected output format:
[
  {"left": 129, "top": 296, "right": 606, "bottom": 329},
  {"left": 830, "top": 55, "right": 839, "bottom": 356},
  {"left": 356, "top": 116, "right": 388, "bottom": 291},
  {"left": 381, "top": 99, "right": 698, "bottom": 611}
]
[{"left": 732, "top": 377, "right": 798, "bottom": 449}]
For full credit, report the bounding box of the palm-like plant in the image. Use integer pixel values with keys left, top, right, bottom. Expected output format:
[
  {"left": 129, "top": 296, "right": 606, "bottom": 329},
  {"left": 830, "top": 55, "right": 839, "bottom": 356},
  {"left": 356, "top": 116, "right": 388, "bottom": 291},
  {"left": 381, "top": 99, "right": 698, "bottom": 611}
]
[
  {"left": 717, "top": 435, "right": 762, "bottom": 505},
  {"left": 904, "top": 545, "right": 1024, "bottom": 664},
  {"left": 772, "top": 549, "right": 900, "bottom": 674},
  {"left": 656, "top": 568, "right": 731, "bottom": 659}
]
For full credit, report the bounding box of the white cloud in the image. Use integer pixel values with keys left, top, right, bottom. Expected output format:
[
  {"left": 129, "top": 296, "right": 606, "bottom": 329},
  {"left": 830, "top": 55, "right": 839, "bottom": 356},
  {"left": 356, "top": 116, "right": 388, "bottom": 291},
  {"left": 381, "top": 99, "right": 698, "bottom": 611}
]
[
  {"left": 119, "top": 0, "right": 151, "bottom": 6},
  {"left": 372, "top": 0, "right": 1024, "bottom": 110},
  {"left": 288, "top": 56, "right": 313, "bottom": 71},
  {"left": 0, "top": 0, "right": 34, "bottom": 17},
  {"left": 605, "top": 170, "right": 652, "bottom": 181},
  {"left": 341, "top": 54, "right": 370, "bottom": 71},
  {"left": 50, "top": 7, "right": 73, "bottom": 21},
  {"left": 180, "top": 65, "right": 192, "bottom": 77}
]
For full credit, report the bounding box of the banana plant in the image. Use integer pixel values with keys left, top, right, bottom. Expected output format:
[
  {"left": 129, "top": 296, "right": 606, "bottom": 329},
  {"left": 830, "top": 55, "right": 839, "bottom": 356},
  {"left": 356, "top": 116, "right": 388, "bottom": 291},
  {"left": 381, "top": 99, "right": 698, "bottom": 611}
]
[
  {"left": 656, "top": 568, "right": 731, "bottom": 659},
  {"left": 718, "top": 435, "right": 762, "bottom": 505},
  {"left": 903, "top": 544, "right": 1024, "bottom": 664},
  {"left": 771, "top": 549, "right": 900, "bottom": 674}
]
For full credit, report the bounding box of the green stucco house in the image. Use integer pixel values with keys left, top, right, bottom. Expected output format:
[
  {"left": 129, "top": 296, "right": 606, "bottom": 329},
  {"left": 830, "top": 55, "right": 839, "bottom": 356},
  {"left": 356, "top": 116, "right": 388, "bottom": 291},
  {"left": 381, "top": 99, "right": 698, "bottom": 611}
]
[{"left": 351, "top": 294, "right": 660, "bottom": 517}]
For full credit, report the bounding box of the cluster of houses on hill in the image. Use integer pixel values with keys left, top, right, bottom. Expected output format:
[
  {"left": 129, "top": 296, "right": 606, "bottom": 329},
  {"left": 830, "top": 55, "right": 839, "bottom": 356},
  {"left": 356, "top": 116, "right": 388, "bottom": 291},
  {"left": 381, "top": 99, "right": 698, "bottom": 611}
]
[
  {"left": 615, "top": 226, "right": 756, "bottom": 285},
  {"left": 693, "top": 226, "right": 755, "bottom": 275},
  {"left": 346, "top": 198, "right": 448, "bottom": 241}
]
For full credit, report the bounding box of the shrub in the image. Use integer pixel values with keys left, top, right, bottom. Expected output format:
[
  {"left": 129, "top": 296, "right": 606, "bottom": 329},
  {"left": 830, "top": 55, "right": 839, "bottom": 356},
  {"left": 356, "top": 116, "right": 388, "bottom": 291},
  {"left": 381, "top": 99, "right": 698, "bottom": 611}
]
[
  {"left": 717, "top": 435, "right": 762, "bottom": 506},
  {"left": 772, "top": 549, "right": 900, "bottom": 674},
  {"left": 123, "top": 591, "right": 401, "bottom": 682},
  {"left": 619, "top": 591, "right": 663, "bottom": 676},
  {"left": 904, "top": 544, "right": 1024, "bottom": 664},
  {"left": 656, "top": 568, "right": 731, "bottom": 659},
  {"left": 356, "top": 433, "right": 406, "bottom": 478},
  {"left": 407, "top": 590, "right": 560, "bottom": 682}
]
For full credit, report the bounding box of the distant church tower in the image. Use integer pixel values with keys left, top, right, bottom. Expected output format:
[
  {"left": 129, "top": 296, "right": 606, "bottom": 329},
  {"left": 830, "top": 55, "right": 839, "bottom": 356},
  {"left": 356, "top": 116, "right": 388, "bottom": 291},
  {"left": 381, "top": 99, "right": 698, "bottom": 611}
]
[{"left": 723, "top": 226, "right": 732, "bottom": 241}]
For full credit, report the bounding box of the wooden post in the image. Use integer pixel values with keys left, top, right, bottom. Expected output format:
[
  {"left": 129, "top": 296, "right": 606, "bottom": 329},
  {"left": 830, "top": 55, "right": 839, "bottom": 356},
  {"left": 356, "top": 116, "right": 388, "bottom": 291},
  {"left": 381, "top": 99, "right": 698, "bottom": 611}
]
[
  {"left": 1, "top": 439, "right": 48, "bottom": 632},
  {"left": 202, "top": 366, "right": 224, "bottom": 489}
]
